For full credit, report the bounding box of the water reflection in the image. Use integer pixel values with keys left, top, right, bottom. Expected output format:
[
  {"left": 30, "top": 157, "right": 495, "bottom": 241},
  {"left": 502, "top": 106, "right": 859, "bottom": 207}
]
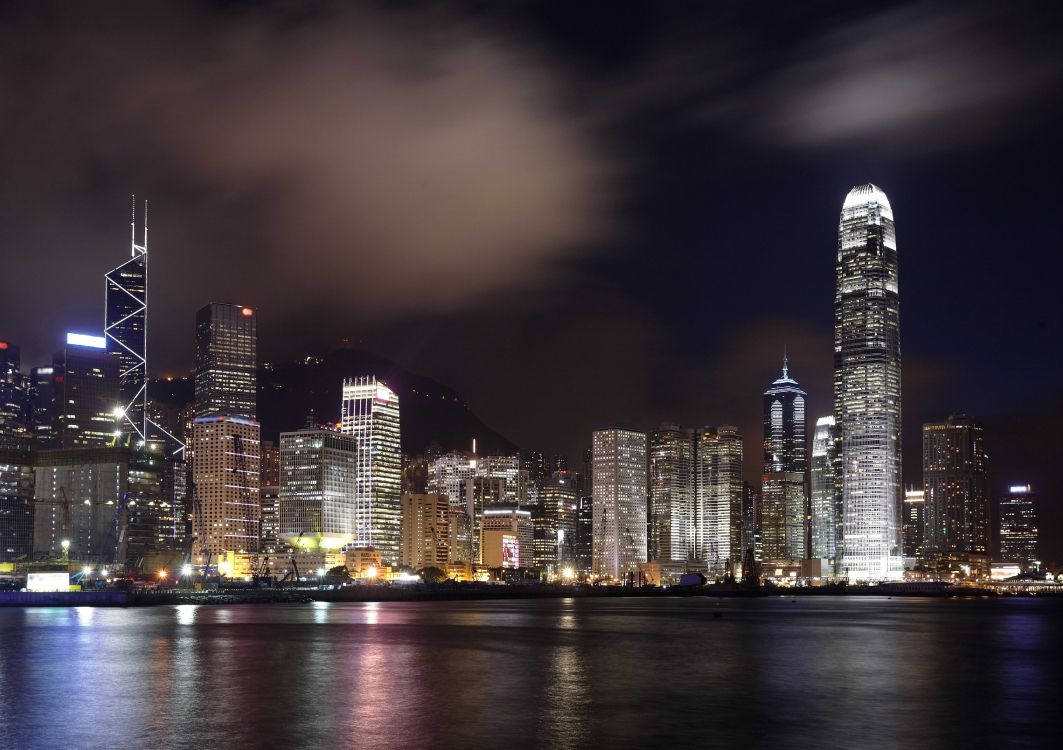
[{"left": 0, "top": 598, "right": 1060, "bottom": 749}]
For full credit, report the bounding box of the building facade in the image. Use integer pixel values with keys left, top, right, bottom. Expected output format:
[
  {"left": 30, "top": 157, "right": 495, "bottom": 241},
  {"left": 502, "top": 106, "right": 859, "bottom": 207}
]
[
  {"left": 53, "top": 333, "right": 120, "bottom": 449},
  {"left": 903, "top": 488, "right": 925, "bottom": 557},
  {"left": 0, "top": 447, "right": 34, "bottom": 561},
  {"left": 835, "top": 184, "right": 903, "bottom": 581},
  {"left": 104, "top": 211, "right": 148, "bottom": 441},
  {"left": 591, "top": 429, "right": 648, "bottom": 580},
  {"left": 191, "top": 416, "right": 261, "bottom": 556},
  {"left": 649, "top": 424, "right": 696, "bottom": 563},
  {"left": 340, "top": 376, "right": 401, "bottom": 564},
  {"left": 761, "top": 358, "right": 808, "bottom": 561},
  {"left": 922, "top": 414, "right": 989, "bottom": 556},
  {"left": 810, "top": 416, "right": 842, "bottom": 561},
  {"left": 400, "top": 493, "right": 450, "bottom": 571},
  {"left": 278, "top": 428, "right": 357, "bottom": 543},
  {"left": 998, "top": 484, "right": 1038, "bottom": 570},
  {"left": 194, "top": 303, "right": 257, "bottom": 421},
  {"left": 696, "top": 426, "right": 744, "bottom": 575}
]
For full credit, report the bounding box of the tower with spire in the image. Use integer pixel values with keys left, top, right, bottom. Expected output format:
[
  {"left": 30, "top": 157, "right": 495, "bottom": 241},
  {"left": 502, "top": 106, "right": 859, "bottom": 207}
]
[{"left": 760, "top": 349, "right": 808, "bottom": 561}]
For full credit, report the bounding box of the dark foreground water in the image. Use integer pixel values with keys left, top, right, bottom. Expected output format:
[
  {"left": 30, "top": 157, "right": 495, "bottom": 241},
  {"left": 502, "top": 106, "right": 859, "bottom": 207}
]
[{"left": 1, "top": 597, "right": 1061, "bottom": 749}]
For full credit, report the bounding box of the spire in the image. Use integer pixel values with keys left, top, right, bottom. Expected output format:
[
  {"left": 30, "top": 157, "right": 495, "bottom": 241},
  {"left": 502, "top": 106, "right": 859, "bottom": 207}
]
[{"left": 782, "top": 345, "right": 789, "bottom": 379}]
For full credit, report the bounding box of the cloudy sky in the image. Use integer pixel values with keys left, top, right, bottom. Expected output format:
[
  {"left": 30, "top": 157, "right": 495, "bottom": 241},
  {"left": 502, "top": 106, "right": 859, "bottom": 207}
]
[{"left": 2, "top": 1, "right": 1062, "bottom": 556}]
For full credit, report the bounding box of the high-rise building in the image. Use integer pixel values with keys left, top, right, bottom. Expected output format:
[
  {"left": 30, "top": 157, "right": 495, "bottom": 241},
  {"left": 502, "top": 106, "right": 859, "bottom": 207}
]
[
  {"left": 649, "top": 424, "right": 696, "bottom": 563},
  {"left": 922, "top": 414, "right": 989, "bottom": 556},
  {"left": 53, "top": 333, "right": 121, "bottom": 449},
  {"left": 340, "top": 376, "right": 401, "bottom": 564},
  {"left": 28, "top": 366, "right": 57, "bottom": 448},
  {"left": 400, "top": 493, "right": 450, "bottom": 571},
  {"left": 33, "top": 445, "right": 164, "bottom": 564},
  {"left": 259, "top": 485, "right": 281, "bottom": 555},
  {"left": 481, "top": 504, "right": 534, "bottom": 569},
  {"left": 998, "top": 484, "right": 1038, "bottom": 570},
  {"left": 278, "top": 428, "right": 357, "bottom": 543},
  {"left": 761, "top": 358, "right": 807, "bottom": 561},
  {"left": 591, "top": 428, "right": 647, "bottom": 580},
  {"left": 0, "top": 447, "right": 34, "bottom": 561},
  {"left": 191, "top": 416, "right": 261, "bottom": 556},
  {"left": 810, "top": 416, "right": 842, "bottom": 561},
  {"left": 105, "top": 201, "right": 148, "bottom": 441},
  {"left": 903, "top": 488, "right": 925, "bottom": 557},
  {"left": 194, "top": 303, "right": 257, "bottom": 421},
  {"left": 542, "top": 470, "right": 579, "bottom": 570},
  {"left": 575, "top": 494, "right": 593, "bottom": 574},
  {"left": 0, "top": 341, "right": 28, "bottom": 448},
  {"left": 835, "top": 184, "right": 903, "bottom": 581},
  {"left": 696, "top": 426, "right": 743, "bottom": 575}
]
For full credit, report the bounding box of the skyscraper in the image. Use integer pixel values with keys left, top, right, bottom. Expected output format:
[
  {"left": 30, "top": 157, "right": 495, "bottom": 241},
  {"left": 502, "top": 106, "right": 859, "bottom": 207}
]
[
  {"left": 903, "top": 488, "right": 925, "bottom": 557},
  {"left": 105, "top": 200, "right": 148, "bottom": 441},
  {"left": 760, "top": 357, "right": 807, "bottom": 561},
  {"left": 400, "top": 493, "right": 450, "bottom": 571},
  {"left": 696, "top": 426, "right": 743, "bottom": 575},
  {"left": 542, "top": 469, "right": 579, "bottom": 569},
  {"left": 28, "top": 365, "right": 57, "bottom": 448},
  {"left": 0, "top": 341, "right": 28, "bottom": 448},
  {"left": 922, "top": 414, "right": 989, "bottom": 556},
  {"left": 278, "top": 428, "right": 357, "bottom": 542},
  {"left": 341, "top": 376, "right": 401, "bottom": 564},
  {"left": 649, "top": 424, "right": 696, "bottom": 562},
  {"left": 194, "top": 303, "right": 257, "bottom": 421},
  {"left": 53, "top": 333, "right": 120, "bottom": 449},
  {"left": 835, "top": 183, "right": 903, "bottom": 581},
  {"left": 0, "top": 446, "right": 34, "bottom": 561},
  {"left": 191, "top": 303, "right": 260, "bottom": 558},
  {"left": 591, "top": 428, "right": 647, "bottom": 580},
  {"left": 998, "top": 484, "right": 1038, "bottom": 570},
  {"left": 810, "top": 416, "right": 842, "bottom": 561}
]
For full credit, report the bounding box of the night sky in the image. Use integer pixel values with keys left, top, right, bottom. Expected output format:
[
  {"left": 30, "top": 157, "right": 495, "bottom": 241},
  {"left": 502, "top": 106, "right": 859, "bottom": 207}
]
[{"left": 2, "top": 2, "right": 1062, "bottom": 559}]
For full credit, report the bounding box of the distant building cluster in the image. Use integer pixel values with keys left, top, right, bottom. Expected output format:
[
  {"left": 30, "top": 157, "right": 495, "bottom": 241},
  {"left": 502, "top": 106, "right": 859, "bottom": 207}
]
[{"left": 0, "top": 187, "right": 1045, "bottom": 585}]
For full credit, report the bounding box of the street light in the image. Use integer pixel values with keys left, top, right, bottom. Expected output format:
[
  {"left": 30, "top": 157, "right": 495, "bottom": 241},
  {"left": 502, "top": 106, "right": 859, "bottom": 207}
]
[
  {"left": 60, "top": 539, "right": 70, "bottom": 560},
  {"left": 157, "top": 569, "right": 168, "bottom": 581},
  {"left": 562, "top": 567, "right": 575, "bottom": 582},
  {"left": 316, "top": 567, "right": 326, "bottom": 578},
  {"left": 181, "top": 564, "right": 193, "bottom": 577},
  {"left": 366, "top": 566, "right": 378, "bottom": 581}
]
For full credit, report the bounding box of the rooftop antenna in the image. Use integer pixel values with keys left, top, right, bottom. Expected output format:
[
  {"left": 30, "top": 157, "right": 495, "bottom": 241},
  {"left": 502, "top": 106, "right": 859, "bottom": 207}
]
[{"left": 782, "top": 345, "right": 789, "bottom": 378}]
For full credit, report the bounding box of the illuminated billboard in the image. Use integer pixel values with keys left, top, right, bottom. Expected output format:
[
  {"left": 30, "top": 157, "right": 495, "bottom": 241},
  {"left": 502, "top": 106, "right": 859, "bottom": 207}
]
[
  {"left": 66, "top": 332, "right": 107, "bottom": 349},
  {"left": 502, "top": 535, "right": 519, "bottom": 569},
  {"left": 26, "top": 572, "right": 71, "bottom": 592}
]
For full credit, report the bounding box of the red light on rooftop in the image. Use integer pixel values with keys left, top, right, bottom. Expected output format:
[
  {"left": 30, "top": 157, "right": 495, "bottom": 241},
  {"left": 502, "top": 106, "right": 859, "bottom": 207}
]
[
  {"left": 0, "top": 341, "right": 7, "bottom": 349},
  {"left": 241, "top": 307, "right": 254, "bottom": 317}
]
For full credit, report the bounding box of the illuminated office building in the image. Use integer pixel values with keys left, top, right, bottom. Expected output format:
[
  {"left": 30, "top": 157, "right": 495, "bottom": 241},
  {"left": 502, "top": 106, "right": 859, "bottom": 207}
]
[
  {"left": 400, "top": 493, "right": 450, "bottom": 570},
  {"left": 194, "top": 303, "right": 257, "bottom": 421},
  {"left": 53, "top": 333, "right": 120, "bottom": 449},
  {"left": 576, "top": 494, "right": 593, "bottom": 574},
  {"left": 696, "top": 426, "right": 743, "bottom": 575},
  {"left": 761, "top": 358, "right": 807, "bottom": 561},
  {"left": 922, "top": 414, "right": 988, "bottom": 556},
  {"left": 903, "top": 488, "right": 925, "bottom": 557},
  {"left": 278, "top": 428, "right": 357, "bottom": 542},
  {"left": 481, "top": 504, "right": 534, "bottom": 569},
  {"left": 340, "top": 376, "right": 401, "bottom": 564},
  {"left": 104, "top": 201, "right": 148, "bottom": 441},
  {"left": 0, "top": 447, "right": 34, "bottom": 561},
  {"left": 835, "top": 184, "right": 903, "bottom": 581},
  {"left": 810, "top": 416, "right": 842, "bottom": 561},
  {"left": 191, "top": 416, "right": 261, "bottom": 556},
  {"left": 649, "top": 425, "right": 696, "bottom": 563},
  {"left": 29, "top": 366, "right": 57, "bottom": 448},
  {"left": 0, "top": 341, "right": 27, "bottom": 445},
  {"left": 592, "top": 428, "right": 647, "bottom": 580},
  {"left": 998, "top": 484, "right": 1038, "bottom": 570},
  {"left": 541, "top": 470, "right": 579, "bottom": 569}
]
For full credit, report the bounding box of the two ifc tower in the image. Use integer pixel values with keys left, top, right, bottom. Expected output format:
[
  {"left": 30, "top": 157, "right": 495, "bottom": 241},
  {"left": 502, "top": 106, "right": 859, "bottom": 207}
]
[{"left": 104, "top": 197, "right": 183, "bottom": 454}]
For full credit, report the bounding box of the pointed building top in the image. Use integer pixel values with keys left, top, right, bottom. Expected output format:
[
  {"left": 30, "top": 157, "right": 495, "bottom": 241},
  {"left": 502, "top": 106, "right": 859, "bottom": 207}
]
[{"left": 782, "top": 345, "right": 789, "bottom": 379}]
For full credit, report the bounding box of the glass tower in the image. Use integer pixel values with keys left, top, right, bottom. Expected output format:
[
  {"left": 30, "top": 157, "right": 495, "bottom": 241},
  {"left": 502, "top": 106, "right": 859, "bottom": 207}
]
[
  {"left": 810, "top": 416, "right": 841, "bottom": 561},
  {"left": 591, "top": 428, "right": 648, "bottom": 580},
  {"left": 696, "top": 426, "right": 744, "bottom": 575},
  {"left": 104, "top": 205, "right": 147, "bottom": 441},
  {"left": 649, "top": 424, "right": 696, "bottom": 562},
  {"left": 340, "top": 376, "right": 401, "bottom": 564},
  {"left": 835, "top": 183, "right": 903, "bottom": 581},
  {"left": 278, "top": 428, "right": 358, "bottom": 542},
  {"left": 194, "top": 303, "right": 257, "bottom": 421},
  {"left": 761, "top": 357, "right": 807, "bottom": 561},
  {"left": 998, "top": 485, "right": 1038, "bottom": 570},
  {"left": 922, "top": 414, "right": 988, "bottom": 556}
]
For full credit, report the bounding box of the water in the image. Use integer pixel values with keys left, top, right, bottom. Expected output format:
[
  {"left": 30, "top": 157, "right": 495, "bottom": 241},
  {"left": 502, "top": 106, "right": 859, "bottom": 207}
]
[{"left": 1, "top": 596, "right": 1060, "bottom": 749}]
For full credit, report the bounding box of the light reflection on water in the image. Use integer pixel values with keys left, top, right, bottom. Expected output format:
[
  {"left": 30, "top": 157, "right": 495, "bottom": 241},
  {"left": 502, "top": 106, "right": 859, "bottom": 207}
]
[{"left": 0, "top": 597, "right": 1060, "bottom": 749}]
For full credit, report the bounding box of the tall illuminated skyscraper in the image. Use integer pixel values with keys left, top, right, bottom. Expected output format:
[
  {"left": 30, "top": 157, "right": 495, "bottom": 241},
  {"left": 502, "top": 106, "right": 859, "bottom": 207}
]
[
  {"left": 998, "top": 484, "right": 1038, "bottom": 570},
  {"left": 649, "top": 424, "right": 695, "bottom": 562},
  {"left": 695, "top": 425, "right": 743, "bottom": 575},
  {"left": 105, "top": 200, "right": 148, "bottom": 441},
  {"left": 922, "top": 414, "right": 988, "bottom": 555},
  {"left": 194, "top": 303, "right": 257, "bottom": 421},
  {"left": 278, "top": 427, "right": 357, "bottom": 542},
  {"left": 810, "top": 416, "right": 841, "bottom": 561},
  {"left": 341, "top": 376, "right": 401, "bottom": 564},
  {"left": 760, "top": 357, "right": 807, "bottom": 561},
  {"left": 53, "top": 333, "right": 120, "bottom": 449},
  {"left": 835, "top": 184, "right": 903, "bottom": 581},
  {"left": 591, "top": 428, "right": 647, "bottom": 580}
]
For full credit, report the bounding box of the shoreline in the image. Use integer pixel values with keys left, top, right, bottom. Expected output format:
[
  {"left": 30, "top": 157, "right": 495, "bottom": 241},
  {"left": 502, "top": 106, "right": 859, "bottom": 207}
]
[{"left": 3, "top": 581, "right": 1058, "bottom": 607}]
